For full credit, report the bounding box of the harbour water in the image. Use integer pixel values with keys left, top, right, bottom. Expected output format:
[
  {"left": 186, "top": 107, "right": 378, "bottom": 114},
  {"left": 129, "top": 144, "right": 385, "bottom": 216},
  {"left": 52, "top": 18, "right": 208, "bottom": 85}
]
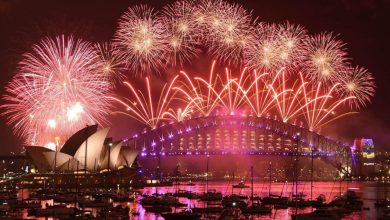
[
  {"left": 17, "top": 181, "right": 388, "bottom": 219},
  {"left": 137, "top": 181, "right": 386, "bottom": 220}
]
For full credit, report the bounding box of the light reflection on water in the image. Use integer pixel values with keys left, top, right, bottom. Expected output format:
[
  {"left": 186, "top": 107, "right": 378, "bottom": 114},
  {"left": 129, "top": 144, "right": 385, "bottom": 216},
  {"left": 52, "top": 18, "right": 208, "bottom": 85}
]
[{"left": 19, "top": 181, "right": 387, "bottom": 220}]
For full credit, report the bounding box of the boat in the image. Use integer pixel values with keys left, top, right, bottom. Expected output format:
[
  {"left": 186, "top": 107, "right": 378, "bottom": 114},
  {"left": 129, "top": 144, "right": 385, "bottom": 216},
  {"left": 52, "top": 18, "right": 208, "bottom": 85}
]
[
  {"left": 141, "top": 195, "right": 185, "bottom": 207},
  {"left": 200, "top": 190, "right": 223, "bottom": 201},
  {"left": 291, "top": 209, "right": 341, "bottom": 220},
  {"left": 192, "top": 206, "right": 223, "bottom": 213},
  {"left": 218, "top": 208, "right": 243, "bottom": 220},
  {"left": 111, "top": 194, "right": 134, "bottom": 202},
  {"left": 222, "top": 195, "right": 247, "bottom": 209},
  {"left": 28, "top": 205, "right": 77, "bottom": 217},
  {"left": 160, "top": 210, "right": 201, "bottom": 220},
  {"left": 329, "top": 190, "right": 363, "bottom": 210},
  {"left": 144, "top": 205, "right": 172, "bottom": 213},
  {"left": 242, "top": 203, "right": 272, "bottom": 214},
  {"left": 9, "top": 199, "right": 41, "bottom": 209},
  {"left": 78, "top": 198, "right": 112, "bottom": 208},
  {"left": 98, "top": 205, "right": 130, "bottom": 219},
  {"left": 261, "top": 194, "right": 288, "bottom": 205},
  {"left": 311, "top": 194, "right": 327, "bottom": 207},
  {"left": 54, "top": 195, "right": 77, "bottom": 203},
  {"left": 288, "top": 197, "right": 312, "bottom": 208},
  {"left": 174, "top": 190, "right": 200, "bottom": 199},
  {"left": 232, "top": 181, "right": 249, "bottom": 188}
]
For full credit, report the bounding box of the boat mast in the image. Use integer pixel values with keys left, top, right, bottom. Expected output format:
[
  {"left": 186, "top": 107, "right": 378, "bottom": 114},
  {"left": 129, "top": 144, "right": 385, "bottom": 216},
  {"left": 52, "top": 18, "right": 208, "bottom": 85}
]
[
  {"left": 84, "top": 124, "right": 88, "bottom": 173},
  {"left": 206, "top": 154, "right": 209, "bottom": 193},
  {"left": 294, "top": 133, "right": 300, "bottom": 215},
  {"left": 311, "top": 140, "right": 314, "bottom": 203},
  {"left": 268, "top": 162, "right": 272, "bottom": 197},
  {"left": 251, "top": 166, "right": 254, "bottom": 206},
  {"left": 232, "top": 171, "right": 234, "bottom": 195}
]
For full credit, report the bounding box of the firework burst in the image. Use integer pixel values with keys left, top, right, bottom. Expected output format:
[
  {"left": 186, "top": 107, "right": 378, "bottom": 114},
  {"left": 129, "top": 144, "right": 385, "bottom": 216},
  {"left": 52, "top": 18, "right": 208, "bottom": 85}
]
[
  {"left": 302, "top": 32, "right": 348, "bottom": 84},
  {"left": 276, "top": 22, "right": 308, "bottom": 71},
  {"left": 339, "top": 66, "right": 375, "bottom": 108},
  {"left": 204, "top": 0, "right": 255, "bottom": 65},
  {"left": 115, "top": 5, "right": 168, "bottom": 75},
  {"left": 160, "top": 0, "right": 201, "bottom": 67},
  {"left": 95, "top": 42, "right": 126, "bottom": 82},
  {"left": 244, "top": 23, "right": 283, "bottom": 72},
  {"left": 2, "top": 35, "right": 112, "bottom": 145}
]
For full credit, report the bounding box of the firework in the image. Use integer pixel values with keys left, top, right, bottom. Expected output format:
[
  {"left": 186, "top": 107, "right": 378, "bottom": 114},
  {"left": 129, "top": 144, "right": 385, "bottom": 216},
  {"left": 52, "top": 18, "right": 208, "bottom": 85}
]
[
  {"left": 109, "top": 76, "right": 179, "bottom": 129},
  {"left": 339, "top": 66, "right": 375, "bottom": 108},
  {"left": 244, "top": 23, "right": 283, "bottom": 72},
  {"left": 2, "top": 35, "right": 112, "bottom": 145},
  {"left": 300, "top": 79, "right": 356, "bottom": 131},
  {"left": 302, "top": 32, "right": 348, "bottom": 84},
  {"left": 205, "top": 1, "right": 255, "bottom": 65},
  {"left": 160, "top": 0, "right": 201, "bottom": 67},
  {"left": 3, "top": 0, "right": 376, "bottom": 145},
  {"left": 175, "top": 61, "right": 252, "bottom": 116},
  {"left": 276, "top": 22, "right": 308, "bottom": 71},
  {"left": 163, "top": 102, "right": 195, "bottom": 122},
  {"left": 114, "top": 5, "right": 168, "bottom": 75},
  {"left": 95, "top": 42, "right": 126, "bottom": 82},
  {"left": 267, "top": 70, "right": 308, "bottom": 123}
]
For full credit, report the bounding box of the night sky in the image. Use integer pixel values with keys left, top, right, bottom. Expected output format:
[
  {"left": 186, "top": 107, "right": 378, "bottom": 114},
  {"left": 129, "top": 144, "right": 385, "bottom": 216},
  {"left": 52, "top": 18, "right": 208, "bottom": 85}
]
[{"left": 0, "top": 0, "right": 389, "bottom": 154}]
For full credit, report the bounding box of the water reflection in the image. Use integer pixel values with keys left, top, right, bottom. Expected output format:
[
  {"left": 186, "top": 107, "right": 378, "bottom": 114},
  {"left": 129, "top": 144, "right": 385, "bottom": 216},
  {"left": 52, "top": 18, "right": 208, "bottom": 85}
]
[{"left": 17, "top": 181, "right": 388, "bottom": 219}]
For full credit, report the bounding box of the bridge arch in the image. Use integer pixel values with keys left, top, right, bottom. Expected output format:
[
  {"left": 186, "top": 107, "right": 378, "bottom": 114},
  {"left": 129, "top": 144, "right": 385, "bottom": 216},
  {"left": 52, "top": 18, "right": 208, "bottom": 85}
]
[{"left": 129, "top": 115, "right": 352, "bottom": 174}]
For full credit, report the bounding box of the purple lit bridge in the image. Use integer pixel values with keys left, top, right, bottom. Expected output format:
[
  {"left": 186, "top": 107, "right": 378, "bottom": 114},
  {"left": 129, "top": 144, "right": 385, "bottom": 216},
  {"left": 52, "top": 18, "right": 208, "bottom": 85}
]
[{"left": 129, "top": 115, "right": 352, "bottom": 175}]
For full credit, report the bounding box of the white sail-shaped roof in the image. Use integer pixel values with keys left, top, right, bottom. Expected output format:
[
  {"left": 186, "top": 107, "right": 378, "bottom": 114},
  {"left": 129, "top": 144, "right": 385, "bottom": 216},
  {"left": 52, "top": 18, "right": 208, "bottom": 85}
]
[
  {"left": 74, "top": 127, "right": 110, "bottom": 171},
  {"left": 100, "top": 141, "right": 123, "bottom": 170},
  {"left": 57, "top": 158, "right": 84, "bottom": 172},
  {"left": 109, "top": 141, "right": 123, "bottom": 169},
  {"left": 43, "top": 151, "right": 74, "bottom": 171},
  {"left": 26, "top": 146, "right": 53, "bottom": 172},
  {"left": 118, "top": 148, "right": 139, "bottom": 167}
]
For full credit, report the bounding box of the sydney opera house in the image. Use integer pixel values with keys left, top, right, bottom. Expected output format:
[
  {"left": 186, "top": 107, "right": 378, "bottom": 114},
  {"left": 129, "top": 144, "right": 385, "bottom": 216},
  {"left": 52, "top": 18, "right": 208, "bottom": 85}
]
[{"left": 21, "top": 125, "right": 140, "bottom": 188}]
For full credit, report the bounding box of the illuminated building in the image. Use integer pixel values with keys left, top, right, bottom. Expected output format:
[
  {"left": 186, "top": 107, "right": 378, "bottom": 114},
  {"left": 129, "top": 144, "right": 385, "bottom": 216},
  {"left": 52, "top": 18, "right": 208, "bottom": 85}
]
[
  {"left": 26, "top": 125, "right": 139, "bottom": 173},
  {"left": 352, "top": 138, "right": 376, "bottom": 177}
]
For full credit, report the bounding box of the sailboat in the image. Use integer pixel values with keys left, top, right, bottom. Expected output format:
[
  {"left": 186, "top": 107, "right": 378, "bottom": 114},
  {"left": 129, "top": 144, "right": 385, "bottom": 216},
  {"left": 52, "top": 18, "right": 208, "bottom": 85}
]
[
  {"left": 242, "top": 166, "right": 272, "bottom": 214},
  {"left": 261, "top": 163, "right": 288, "bottom": 206},
  {"left": 160, "top": 210, "right": 201, "bottom": 220}
]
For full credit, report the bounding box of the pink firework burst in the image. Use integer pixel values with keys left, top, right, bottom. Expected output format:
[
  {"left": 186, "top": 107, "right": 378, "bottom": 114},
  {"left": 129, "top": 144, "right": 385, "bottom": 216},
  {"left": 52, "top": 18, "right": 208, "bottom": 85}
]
[{"left": 2, "top": 35, "right": 112, "bottom": 146}]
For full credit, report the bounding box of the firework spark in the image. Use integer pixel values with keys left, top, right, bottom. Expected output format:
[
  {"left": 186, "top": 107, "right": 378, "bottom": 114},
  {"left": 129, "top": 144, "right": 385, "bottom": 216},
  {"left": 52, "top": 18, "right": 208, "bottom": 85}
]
[
  {"left": 109, "top": 76, "right": 179, "bottom": 129},
  {"left": 2, "top": 35, "right": 112, "bottom": 145},
  {"left": 300, "top": 80, "right": 356, "bottom": 131}
]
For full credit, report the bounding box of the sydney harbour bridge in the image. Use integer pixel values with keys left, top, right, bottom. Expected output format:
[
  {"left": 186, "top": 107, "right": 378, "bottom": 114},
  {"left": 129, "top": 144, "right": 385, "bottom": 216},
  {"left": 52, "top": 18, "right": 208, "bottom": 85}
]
[{"left": 129, "top": 115, "right": 353, "bottom": 176}]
